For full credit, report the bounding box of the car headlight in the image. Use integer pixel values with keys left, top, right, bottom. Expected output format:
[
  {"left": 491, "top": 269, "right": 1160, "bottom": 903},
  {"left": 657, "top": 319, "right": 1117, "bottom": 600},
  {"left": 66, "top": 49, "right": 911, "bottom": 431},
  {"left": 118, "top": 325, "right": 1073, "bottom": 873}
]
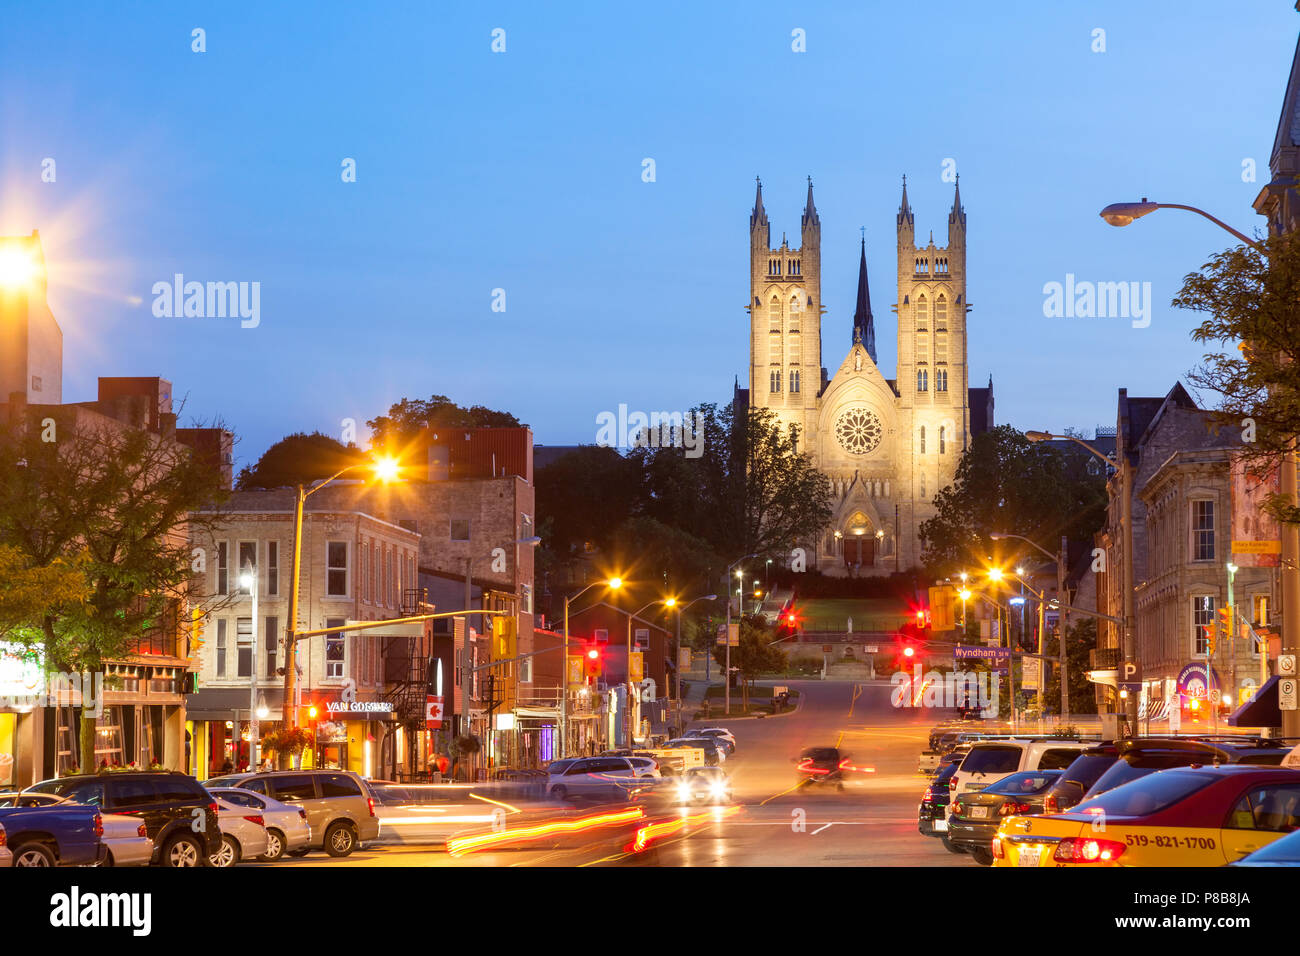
[
  {"left": 709, "top": 781, "right": 727, "bottom": 800},
  {"left": 676, "top": 783, "right": 692, "bottom": 800}
]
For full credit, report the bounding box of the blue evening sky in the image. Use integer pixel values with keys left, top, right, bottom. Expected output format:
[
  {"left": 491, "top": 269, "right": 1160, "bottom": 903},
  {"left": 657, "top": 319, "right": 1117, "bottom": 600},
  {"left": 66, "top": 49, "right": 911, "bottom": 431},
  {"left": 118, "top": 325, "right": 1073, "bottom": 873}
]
[{"left": 2, "top": 2, "right": 1295, "bottom": 471}]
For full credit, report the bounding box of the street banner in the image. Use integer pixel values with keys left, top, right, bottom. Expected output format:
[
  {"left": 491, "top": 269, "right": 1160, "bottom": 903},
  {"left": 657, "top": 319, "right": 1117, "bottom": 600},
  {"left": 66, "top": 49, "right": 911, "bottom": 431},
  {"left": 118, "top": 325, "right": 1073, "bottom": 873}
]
[
  {"left": 1022, "top": 657, "right": 1041, "bottom": 690},
  {"left": 629, "top": 651, "right": 644, "bottom": 683},
  {"left": 1230, "top": 452, "right": 1281, "bottom": 567},
  {"left": 567, "top": 654, "right": 584, "bottom": 688},
  {"left": 425, "top": 695, "right": 444, "bottom": 730}
]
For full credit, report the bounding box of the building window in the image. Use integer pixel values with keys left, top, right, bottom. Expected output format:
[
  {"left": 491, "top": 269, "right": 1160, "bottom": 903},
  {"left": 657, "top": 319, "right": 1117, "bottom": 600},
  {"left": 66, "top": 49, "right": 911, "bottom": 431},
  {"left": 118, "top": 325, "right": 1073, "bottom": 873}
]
[
  {"left": 360, "top": 542, "right": 368, "bottom": 603},
  {"left": 216, "top": 542, "right": 229, "bottom": 595},
  {"left": 920, "top": 472, "right": 926, "bottom": 498},
  {"left": 934, "top": 330, "right": 947, "bottom": 365},
  {"left": 238, "top": 542, "right": 256, "bottom": 594},
  {"left": 770, "top": 370, "right": 781, "bottom": 393},
  {"left": 522, "top": 584, "right": 533, "bottom": 614},
  {"left": 919, "top": 426, "right": 926, "bottom": 454},
  {"left": 521, "top": 513, "right": 533, "bottom": 540},
  {"left": 326, "top": 618, "right": 346, "bottom": 679},
  {"left": 519, "top": 656, "right": 533, "bottom": 683},
  {"left": 915, "top": 295, "right": 928, "bottom": 328},
  {"left": 917, "top": 369, "right": 928, "bottom": 392},
  {"left": 936, "top": 368, "right": 948, "bottom": 392},
  {"left": 370, "top": 540, "right": 378, "bottom": 600},
  {"left": 236, "top": 618, "right": 253, "bottom": 677},
  {"left": 1192, "top": 595, "right": 1215, "bottom": 656},
  {"left": 267, "top": 541, "right": 279, "bottom": 596},
  {"left": 265, "top": 615, "right": 278, "bottom": 676},
  {"left": 791, "top": 370, "right": 800, "bottom": 393},
  {"left": 939, "top": 426, "right": 946, "bottom": 455},
  {"left": 327, "top": 542, "right": 348, "bottom": 596},
  {"left": 451, "top": 519, "right": 470, "bottom": 542},
  {"left": 789, "top": 332, "right": 801, "bottom": 366},
  {"left": 1191, "top": 500, "right": 1215, "bottom": 561},
  {"left": 215, "top": 619, "right": 227, "bottom": 677}
]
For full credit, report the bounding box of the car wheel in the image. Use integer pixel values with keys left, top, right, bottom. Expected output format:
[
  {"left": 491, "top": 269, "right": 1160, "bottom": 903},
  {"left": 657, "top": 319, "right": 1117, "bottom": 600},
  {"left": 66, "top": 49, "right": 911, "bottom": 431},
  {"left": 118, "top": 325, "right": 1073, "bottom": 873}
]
[
  {"left": 100, "top": 849, "right": 116, "bottom": 867},
  {"left": 259, "top": 828, "right": 285, "bottom": 862},
  {"left": 971, "top": 846, "right": 994, "bottom": 867},
  {"left": 12, "top": 842, "right": 55, "bottom": 867},
  {"left": 209, "top": 835, "right": 240, "bottom": 868},
  {"left": 552, "top": 785, "right": 567, "bottom": 801},
  {"left": 324, "top": 821, "right": 357, "bottom": 857},
  {"left": 941, "top": 833, "right": 966, "bottom": 855},
  {"left": 163, "top": 834, "right": 205, "bottom": 868}
]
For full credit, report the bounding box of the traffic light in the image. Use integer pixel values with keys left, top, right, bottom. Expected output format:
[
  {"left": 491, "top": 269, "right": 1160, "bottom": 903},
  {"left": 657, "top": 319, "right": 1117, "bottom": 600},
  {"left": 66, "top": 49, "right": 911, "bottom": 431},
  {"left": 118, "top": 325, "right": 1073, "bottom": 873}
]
[
  {"left": 583, "top": 645, "right": 603, "bottom": 679},
  {"left": 1215, "top": 606, "right": 1233, "bottom": 652}
]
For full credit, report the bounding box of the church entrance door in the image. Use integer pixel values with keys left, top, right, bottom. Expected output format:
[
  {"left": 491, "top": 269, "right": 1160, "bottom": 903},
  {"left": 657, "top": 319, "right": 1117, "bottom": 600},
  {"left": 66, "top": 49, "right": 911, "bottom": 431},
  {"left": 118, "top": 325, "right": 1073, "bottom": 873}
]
[{"left": 843, "top": 536, "right": 876, "bottom": 568}]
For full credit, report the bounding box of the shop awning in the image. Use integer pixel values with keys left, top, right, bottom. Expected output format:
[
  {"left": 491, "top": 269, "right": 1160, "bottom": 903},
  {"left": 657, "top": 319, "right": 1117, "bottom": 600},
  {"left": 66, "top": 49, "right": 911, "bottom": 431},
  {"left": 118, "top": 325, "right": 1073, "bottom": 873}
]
[
  {"left": 1229, "top": 676, "right": 1281, "bottom": 728},
  {"left": 185, "top": 687, "right": 285, "bottom": 721}
]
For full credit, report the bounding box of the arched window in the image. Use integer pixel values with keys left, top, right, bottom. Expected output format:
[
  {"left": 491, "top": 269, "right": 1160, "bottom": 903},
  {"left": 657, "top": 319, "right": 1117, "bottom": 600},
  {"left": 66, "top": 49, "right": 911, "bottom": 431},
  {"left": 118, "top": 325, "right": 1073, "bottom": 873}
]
[
  {"left": 769, "top": 296, "right": 782, "bottom": 365},
  {"left": 919, "top": 426, "right": 926, "bottom": 454},
  {"left": 917, "top": 369, "right": 928, "bottom": 392},
  {"left": 934, "top": 330, "right": 947, "bottom": 365},
  {"left": 790, "top": 370, "right": 800, "bottom": 393},
  {"left": 936, "top": 368, "right": 948, "bottom": 392},
  {"left": 935, "top": 296, "right": 948, "bottom": 328},
  {"left": 916, "top": 295, "right": 929, "bottom": 329},
  {"left": 920, "top": 472, "right": 926, "bottom": 498},
  {"left": 770, "top": 370, "right": 781, "bottom": 393},
  {"left": 939, "top": 426, "right": 946, "bottom": 455}
]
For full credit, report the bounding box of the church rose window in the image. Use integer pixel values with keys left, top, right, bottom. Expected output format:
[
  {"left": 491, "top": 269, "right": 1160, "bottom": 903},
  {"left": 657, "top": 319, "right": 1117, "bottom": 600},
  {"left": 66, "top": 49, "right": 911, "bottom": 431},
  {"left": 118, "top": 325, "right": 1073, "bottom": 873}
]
[{"left": 834, "top": 408, "right": 883, "bottom": 455}]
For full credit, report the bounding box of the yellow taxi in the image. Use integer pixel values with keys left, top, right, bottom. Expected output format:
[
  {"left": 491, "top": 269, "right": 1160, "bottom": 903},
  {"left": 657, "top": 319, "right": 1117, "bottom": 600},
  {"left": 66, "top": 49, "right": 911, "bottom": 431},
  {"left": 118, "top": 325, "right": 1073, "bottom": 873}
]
[{"left": 992, "top": 765, "right": 1300, "bottom": 867}]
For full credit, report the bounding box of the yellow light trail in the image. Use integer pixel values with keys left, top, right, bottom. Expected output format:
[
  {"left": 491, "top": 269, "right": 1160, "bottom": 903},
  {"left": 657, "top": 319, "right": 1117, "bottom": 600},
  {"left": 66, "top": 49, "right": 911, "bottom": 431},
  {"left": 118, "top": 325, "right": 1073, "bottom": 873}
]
[{"left": 446, "top": 807, "right": 644, "bottom": 857}]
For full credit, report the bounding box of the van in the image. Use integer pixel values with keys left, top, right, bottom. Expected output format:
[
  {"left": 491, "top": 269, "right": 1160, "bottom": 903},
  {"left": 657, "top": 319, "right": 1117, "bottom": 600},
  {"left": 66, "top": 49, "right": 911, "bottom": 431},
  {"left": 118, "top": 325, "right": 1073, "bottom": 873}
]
[{"left": 206, "top": 769, "right": 379, "bottom": 857}]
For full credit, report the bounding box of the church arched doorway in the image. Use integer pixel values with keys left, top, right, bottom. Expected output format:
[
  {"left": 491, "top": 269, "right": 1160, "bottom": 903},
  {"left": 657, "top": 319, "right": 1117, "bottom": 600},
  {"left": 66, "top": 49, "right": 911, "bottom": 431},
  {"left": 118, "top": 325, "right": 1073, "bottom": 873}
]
[{"left": 840, "top": 513, "right": 878, "bottom": 569}]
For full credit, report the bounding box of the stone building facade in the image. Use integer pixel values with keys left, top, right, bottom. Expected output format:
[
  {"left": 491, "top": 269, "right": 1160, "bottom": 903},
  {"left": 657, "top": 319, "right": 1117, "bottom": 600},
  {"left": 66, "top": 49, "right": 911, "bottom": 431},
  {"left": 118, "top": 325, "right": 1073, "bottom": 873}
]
[{"left": 743, "top": 178, "right": 993, "bottom": 574}]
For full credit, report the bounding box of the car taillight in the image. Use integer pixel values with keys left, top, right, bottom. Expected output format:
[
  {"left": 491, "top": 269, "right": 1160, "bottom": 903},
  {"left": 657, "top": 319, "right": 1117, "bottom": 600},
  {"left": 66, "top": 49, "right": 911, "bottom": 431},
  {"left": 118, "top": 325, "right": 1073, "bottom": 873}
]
[
  {"left": 0, "top": 826, "right": 6, "bottom": 847},
  {"left": 1044, "top": 794, "right": 1058, "bottom": 813},
  {"left": 1000, "top": 801, "right": 1031, "bottom": 816},
  {"left": 1053, "top": 837, "right": 1125, "bottom": 864},
  {"left": 948, "top": 779, "right": 958, "bottom": 791},
  {"left": 137, "top": 823, "right": 148, "bottom": 839},
  {"left": 991, "top": 836, "right": 1004, "bottom": 860},
  {"left": 248, "top": 815, "right": 265, "bottom": 827},
  {"left": 367, "top": 797, "right": 376, "bottom": 818},
  {"left": 93, "top": 813, "right": 103, "bottom": 837},
  {"left": 209, "top": 801, "right": 219, "bottom": 817},
  {"left": 922, "top": 787, "right": 933, "bottom": 801}
]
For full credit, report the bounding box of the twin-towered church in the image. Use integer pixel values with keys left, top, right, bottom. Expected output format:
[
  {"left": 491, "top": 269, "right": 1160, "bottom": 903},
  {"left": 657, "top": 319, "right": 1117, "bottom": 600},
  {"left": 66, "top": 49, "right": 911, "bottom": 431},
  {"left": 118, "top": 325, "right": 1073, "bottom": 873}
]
[{"left": 737, "top": 177, "right": 995, "bottom": 575}]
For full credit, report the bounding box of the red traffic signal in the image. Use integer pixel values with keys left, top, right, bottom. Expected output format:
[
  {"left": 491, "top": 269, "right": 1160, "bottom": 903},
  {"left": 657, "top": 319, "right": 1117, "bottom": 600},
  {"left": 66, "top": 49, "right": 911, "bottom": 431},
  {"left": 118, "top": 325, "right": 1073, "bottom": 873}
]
[
  {"left": 903, "top": 645, "right": 915, "bottom": 659},
  {"left": 583, "top": 645, "right": 603, "bottom": 679}
]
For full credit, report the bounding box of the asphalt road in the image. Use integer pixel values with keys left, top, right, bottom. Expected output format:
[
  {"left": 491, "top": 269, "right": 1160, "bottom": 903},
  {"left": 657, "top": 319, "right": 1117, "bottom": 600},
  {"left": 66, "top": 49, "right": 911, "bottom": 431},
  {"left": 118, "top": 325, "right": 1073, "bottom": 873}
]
[{"left": 255, "top": 679, "right": 980, "bottom": 868}]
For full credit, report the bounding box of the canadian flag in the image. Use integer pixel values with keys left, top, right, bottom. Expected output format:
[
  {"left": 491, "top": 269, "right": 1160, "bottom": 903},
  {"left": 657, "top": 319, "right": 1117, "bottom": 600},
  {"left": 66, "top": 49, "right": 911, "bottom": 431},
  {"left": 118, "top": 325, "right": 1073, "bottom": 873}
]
[{"left": 425, "top": 695, "right": 444, "bottom": 730}]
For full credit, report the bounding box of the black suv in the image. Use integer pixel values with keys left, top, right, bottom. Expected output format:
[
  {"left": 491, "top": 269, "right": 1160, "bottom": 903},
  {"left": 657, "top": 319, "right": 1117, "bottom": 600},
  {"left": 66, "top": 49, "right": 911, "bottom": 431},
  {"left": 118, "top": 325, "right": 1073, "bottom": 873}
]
[
  {"left": 1078, "top": 736, "right": 1292, "bottom": 804},
  {"left": 28, "top": 771, "right": 220, "bottom": 867}
]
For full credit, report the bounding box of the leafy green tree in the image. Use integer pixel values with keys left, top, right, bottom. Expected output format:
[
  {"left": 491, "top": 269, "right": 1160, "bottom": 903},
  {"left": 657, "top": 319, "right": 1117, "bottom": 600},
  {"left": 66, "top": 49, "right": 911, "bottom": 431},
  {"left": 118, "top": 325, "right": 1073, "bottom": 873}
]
[
  {"left": 366, "top": 395, "right": 519, "bottom": 451},
  {"left": 919, "top": 425, "right": 1106, "bottom": 576},
  {"left": 1175, "top": 232, "right": 1300, "bottom": 522},
  {"left": 0, "top": 546, "right": 89, "bottom": 640},
  {"left": 0, "top": 412, "right": 231, "bottom": 769},
  {"left": 236, "top": 432, "right": 364, "bottom": 490},
  {"left": 1043, "top": 618, "right": 1098, "bottom": 716}
]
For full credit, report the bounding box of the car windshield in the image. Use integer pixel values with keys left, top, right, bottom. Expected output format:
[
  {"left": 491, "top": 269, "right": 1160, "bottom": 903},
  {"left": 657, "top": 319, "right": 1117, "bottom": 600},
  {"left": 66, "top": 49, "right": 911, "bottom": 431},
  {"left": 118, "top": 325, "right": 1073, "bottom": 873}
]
[
  {"left": 986, "top": 771, "right": 1061, "bottom": 795},
  {"left": 960, "top": 745, "right": 1021, "bottom": 774},
  {"left": 1057, "top": 753, "right": 1118, "bottom": 790},
  {"left": 801, "top": 748, "right": 838, "bottom": 762},
  {"left": 1086, "top": 752, "right": 1211, "bottom": 798},
  {"left": 1076, "top": 770, "right": 1217, "bottom": 817}
]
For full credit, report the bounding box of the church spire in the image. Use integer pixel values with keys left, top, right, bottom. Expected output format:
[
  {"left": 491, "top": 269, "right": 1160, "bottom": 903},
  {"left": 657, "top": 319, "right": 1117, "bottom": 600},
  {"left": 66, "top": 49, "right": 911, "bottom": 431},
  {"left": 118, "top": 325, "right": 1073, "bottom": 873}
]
[
  {"left": 750, "top": 176, "right": 769, "bottom": 245},
  {"left": 852, "top": 235, "right": 877, "bottom": 364},
  {"left": 897, "top": 174, "right": 914, "bottom": 232},
  {"left": 801, "top": 175, "right": 820, "bottom": 237},
  {"left": 949, "top": 173, "right": 966, "bottom": 231}
]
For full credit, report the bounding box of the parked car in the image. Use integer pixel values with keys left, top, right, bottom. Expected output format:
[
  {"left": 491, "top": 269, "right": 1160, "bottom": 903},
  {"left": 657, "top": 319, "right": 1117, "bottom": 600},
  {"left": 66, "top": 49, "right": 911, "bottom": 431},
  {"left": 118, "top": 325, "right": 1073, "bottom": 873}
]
[
  {"left": 918, "top": 760, "right": 961, "bottom": 837},
  {"left": 1040, "top": 745, "right": 1120, "bottom": 814},
  {"left": 206, "top": 787, "right": 310, "bottom": 861},
  {"left": 545, "top": 756, "right": 641, "bottom": 801},
  {"left": 1231, "top": 825, "right": 1300, "bottom": 866},
  {"left": 204, "top": 770, "right": 379, "bottom": 857},
  {"left": 1, "top": 791, "right": 152, "bottom": 867},
  {"left": 0, "top": 802, "right": 104, "bottom": 867},
  {"left": 1079, "top": 737, "right": 1292, "bottom": 803},
  {"left": 0, "top": 822, "right": 10, "bottom": 867},
  {"left": 26, "top": 771, "right": 218, "bottom": 867},
  {"left": 209, "top": 796, "right": 269, "bottom": 867},
  {"left": 685, "top": 728, "right": 737, "bottom": 755},
  {"left": 947, "top": 770, "right": 1062, "bottom": 865},
  {"left": 663, "top": 737, "right": 724, "bottom": 767}
]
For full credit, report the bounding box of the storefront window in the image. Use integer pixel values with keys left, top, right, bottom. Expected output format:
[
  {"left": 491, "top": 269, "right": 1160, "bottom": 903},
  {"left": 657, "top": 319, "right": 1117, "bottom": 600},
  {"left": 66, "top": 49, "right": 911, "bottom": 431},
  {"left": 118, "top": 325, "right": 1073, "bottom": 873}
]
[{"left": 0, "top": 713, "right": 16, "bottom": 786}]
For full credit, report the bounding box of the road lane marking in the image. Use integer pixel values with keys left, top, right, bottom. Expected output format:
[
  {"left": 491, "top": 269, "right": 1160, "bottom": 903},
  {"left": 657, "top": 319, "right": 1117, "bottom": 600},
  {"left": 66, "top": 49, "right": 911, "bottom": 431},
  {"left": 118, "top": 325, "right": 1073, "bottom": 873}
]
[
  {"left": 760, "top": 780, "right": 806, "bottom": 806},
  {"left": 848, "top": 682, "right": 864, "bottom": 717}
]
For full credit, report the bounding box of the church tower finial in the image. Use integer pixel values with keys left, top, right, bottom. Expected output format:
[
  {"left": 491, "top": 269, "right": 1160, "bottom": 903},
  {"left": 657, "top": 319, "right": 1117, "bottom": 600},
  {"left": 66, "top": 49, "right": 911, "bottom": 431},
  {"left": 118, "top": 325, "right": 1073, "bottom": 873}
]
[
  {"left": 949, "top": 172, "right": 966, "bottom": 235},
  {"left": 897, "top": 174, "right": 914, "bottom": 234},
  {"left": 852, "top": 235, "right": 877, "bottom": 364},
  {"left": 802, "top": 175, "right": 820, "bottom": 236}
]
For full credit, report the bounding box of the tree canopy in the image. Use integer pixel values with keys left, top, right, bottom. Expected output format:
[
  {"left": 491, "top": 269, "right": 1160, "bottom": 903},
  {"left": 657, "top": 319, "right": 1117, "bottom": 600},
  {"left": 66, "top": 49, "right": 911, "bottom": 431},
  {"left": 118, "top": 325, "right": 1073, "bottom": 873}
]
[
  {"left": 1175, "top": 231, "right": 1300, "bottom": 523},
  {"left": 236, "top": 431, "right": 365, "bottom": 490},
  {"left": 919, "top": 425, "right": 1107, "bottom": 575},
  {"left": 366, "top": 394, "right": 520, "bottom": 451}
]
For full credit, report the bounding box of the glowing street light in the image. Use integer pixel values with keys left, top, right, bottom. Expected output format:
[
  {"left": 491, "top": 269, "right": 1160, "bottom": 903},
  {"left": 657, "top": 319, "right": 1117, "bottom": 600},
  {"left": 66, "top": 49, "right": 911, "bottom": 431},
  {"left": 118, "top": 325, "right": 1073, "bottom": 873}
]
[{"left": 0, "top": 248, "right": 36, "bottom": 287}]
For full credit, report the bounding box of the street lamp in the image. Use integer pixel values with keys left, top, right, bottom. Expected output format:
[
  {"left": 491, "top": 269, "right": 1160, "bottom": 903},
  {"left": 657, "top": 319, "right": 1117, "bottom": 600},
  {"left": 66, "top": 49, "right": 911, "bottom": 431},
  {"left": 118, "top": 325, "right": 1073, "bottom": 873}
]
[
  {"left": 0, "top": 248, "right": 36, "bottom": 288},
  {"left": 239, "top": 566, "right": 259, "bottom": 769},
  {"left": 1096, "top": 195, "right": 1300, "bottom": 740},
  {"left": 725, "top": 553, "right": 758, "bottom": 715},
  {"left": 626, "top": 597, "right": 672, "bottom": 749},
  {"left": 1026, "top": 429, "right": 1136, "bottom": 734},
  {"left": 284, "top": 456, "right": 400, "bottom": 739},
  {"left": 665, "top": 593, "right": 716, "bottom": 735},
  {"left": 561, "top": 576, "right": 621, "bottom": 757},
  {"left": 992, "top": 530, "right": 1071, "bottom": 722}
]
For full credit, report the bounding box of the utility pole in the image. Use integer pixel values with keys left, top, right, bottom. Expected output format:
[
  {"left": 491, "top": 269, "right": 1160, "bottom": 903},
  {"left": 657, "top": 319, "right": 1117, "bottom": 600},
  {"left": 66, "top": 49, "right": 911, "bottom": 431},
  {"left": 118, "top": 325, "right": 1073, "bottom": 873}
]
[{"left": 1057, "top": 535, "right": 1069, "bottom": 722}]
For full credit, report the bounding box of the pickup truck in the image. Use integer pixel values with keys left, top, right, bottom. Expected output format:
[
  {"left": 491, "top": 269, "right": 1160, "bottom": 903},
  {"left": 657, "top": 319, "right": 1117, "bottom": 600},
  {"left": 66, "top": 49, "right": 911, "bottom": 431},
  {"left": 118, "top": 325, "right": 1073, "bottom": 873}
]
[{"left": 0, "top": 804, "right": 105, "bottom": 867}]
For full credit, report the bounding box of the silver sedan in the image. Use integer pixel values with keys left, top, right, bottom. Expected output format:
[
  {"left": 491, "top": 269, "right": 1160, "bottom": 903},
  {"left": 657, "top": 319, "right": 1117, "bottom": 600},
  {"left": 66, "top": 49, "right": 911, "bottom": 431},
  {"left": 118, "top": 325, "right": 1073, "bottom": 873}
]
[
  {"left": 206, "top": 787, "right": 310, "bottom": 861},
  {"left": 1, "top": 791, "right": 153, "bottom": 866},
  {"left": 210, "top": 796, "right": 270, "bottom": 867}
]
